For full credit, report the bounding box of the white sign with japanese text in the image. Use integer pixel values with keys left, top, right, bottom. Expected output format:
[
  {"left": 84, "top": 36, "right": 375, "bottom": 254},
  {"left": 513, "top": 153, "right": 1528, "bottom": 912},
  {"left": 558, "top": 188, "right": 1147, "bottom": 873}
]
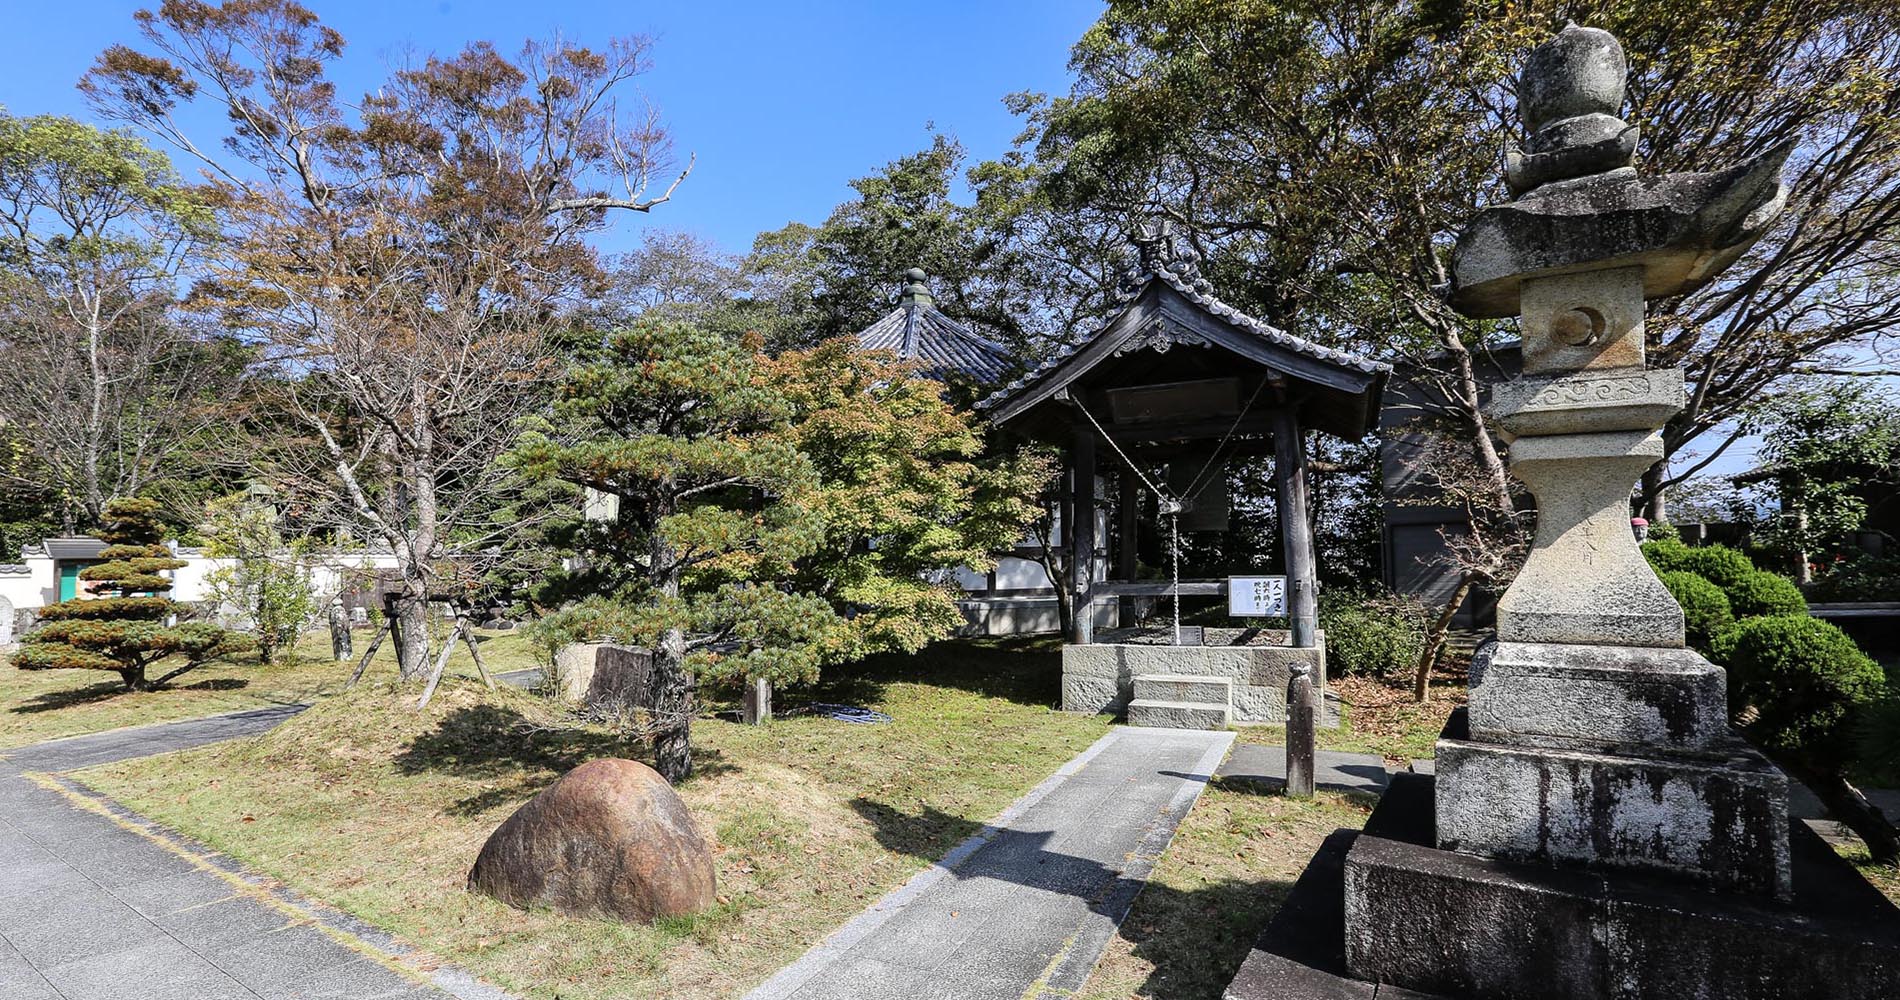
[{"left": 1228, "top": 576, "right": 1288, "bottom": 617}]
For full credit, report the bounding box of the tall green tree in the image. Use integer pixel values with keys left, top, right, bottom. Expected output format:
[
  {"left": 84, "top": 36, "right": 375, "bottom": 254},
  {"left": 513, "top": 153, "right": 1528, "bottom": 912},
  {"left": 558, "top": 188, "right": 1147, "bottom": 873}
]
[
  {"left": 513, "top": 323, "right": 838, "bottom": 782},
  {"left": 1750, "top": 383, "right": 1899, "bottom": 580},
  {"left": 759, "top": 338, "right": 1054, "bottom": 658},
  {"left": 744, "top": 136, "right": 1028, "bottom": 350},
  {"left": 201, "top": 488, "right": 317, "bottom": 664},
  {"left": 14, "top": 498, "right": 249, "bottom": 690}
]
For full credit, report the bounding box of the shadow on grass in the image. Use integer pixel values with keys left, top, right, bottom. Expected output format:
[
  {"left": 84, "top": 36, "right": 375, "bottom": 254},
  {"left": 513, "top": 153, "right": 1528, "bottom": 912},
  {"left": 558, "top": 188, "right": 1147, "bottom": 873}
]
[
  {"left": 849, "top": 797, "right": 987, "bottom": 862},
  {"left": 768, "top": 636, "right": 1063, "bottom": 715},
  {"left": 10, "top": 676, "right": 250, "bottom": 714},
  {"left": 1104, "top": 875, "right": 1297, "bottom": 1000},
  {"left": 394, "top": 703, "right": 732, "bottom": 815}
]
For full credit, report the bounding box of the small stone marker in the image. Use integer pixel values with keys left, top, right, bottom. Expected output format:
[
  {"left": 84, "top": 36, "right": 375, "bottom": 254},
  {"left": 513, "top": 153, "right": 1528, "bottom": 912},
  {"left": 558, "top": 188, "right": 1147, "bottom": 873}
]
[
  {"left": 468, "top": 757, "right": 715, "bottom": 923},
  {"left": 1285, "top": 665, "right": 1315, "bottom": 798},
  {"left": 742, "top": 676, "right": 772, "bottom": 724},
  {"left": 328, "top": 598, "right": 351, "bottom": 662}
]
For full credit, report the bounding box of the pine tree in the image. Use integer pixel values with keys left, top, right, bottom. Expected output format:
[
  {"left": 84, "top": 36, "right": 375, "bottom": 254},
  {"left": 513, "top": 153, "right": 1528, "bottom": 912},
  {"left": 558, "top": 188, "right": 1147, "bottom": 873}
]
[{"left": 14, "top": 499, "right": 250, "bottom": 690}]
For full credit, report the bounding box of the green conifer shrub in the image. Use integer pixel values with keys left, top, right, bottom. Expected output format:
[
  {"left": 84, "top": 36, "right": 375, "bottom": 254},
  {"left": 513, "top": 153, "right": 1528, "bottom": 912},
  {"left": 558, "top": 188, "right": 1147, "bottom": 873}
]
[
  {"left": 1676, "top": 544, "right": 1757, "bottom": 590},
  {"left": 13, "top": 499, "right": 251, "bottom": 690},
  {"left": 1713, "top": 615, "right": 1882, "bottom": 758},
  {"left": 1725, "top": 570, "right": 1810, "bottom": 618},
  {"left": 1318, "top": 588, "right": 1428, "bottom": 677},
  {"left": 1658, "top": 571, "right": 1733, "bottom": 655},
  {"left": 1641, "top": 536, "right": 1694, "bottom": 573}
]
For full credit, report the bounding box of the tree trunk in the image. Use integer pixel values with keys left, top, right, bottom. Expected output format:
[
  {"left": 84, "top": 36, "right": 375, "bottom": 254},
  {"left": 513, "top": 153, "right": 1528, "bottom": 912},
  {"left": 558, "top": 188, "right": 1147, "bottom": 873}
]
[
  {"left": 394, "top": 592, "right": 431, "bottom": 681},
  {"left": 650, "top": 535, "right": 694, "bottom": 783},
  {"left": 1784, "top": 757, "right": 1900, "bottom": 864},
  {"left": 1415, "top": 575, "right": 1475, "bottom": 703},
  {"left": 1640, "top": 460, "right": 1668, "bottom": 524}
]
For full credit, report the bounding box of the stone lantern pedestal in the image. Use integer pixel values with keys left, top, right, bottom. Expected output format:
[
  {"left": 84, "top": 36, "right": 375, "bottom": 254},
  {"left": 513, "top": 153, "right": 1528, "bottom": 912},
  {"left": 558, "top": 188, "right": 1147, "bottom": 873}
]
[{"left": 1224, "top": 23, "right": 1900, "bottom": 1000}]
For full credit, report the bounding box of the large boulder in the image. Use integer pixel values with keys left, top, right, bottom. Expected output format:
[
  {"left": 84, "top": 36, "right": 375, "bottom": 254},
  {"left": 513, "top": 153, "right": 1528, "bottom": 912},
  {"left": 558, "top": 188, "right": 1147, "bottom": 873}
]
[{"left": 467, "top": 758, "right": 715, "bottom": 923}]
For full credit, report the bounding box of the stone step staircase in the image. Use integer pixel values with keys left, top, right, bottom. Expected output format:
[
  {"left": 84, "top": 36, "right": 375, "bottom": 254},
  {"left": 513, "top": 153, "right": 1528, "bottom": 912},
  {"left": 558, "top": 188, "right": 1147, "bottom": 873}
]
[{"left": 1128, "top": 674, "right": 1232, "bottom": 729}]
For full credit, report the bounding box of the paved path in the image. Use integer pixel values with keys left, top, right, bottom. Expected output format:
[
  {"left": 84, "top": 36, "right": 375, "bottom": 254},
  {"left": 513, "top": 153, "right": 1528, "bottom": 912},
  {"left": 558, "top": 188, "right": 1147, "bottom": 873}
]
[
  {"left": 1216, "top": 743, "right": 1389, "bottom": 797},
  {"left": 0, "top": 675, "right": 539, "bottom": 1000},
  {"left": 745, "top": 726, "right": 1235, "bottom": 1000}
]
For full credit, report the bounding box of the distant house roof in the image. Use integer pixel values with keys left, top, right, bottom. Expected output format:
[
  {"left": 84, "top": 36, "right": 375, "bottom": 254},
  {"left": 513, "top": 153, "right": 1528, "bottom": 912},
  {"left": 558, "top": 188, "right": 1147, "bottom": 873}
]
[
  {"left": 979, "top": 242, "right": 1389, "bottom": 441},
  {"left": 854, "top": 269, "right": 1014, "bottom": 385}
]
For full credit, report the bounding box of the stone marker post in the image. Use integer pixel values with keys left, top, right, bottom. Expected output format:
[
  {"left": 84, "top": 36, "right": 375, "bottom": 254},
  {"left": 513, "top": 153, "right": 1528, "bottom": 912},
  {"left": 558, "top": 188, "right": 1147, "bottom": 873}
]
[
  {"left": 1285, "top": 664, "right": 1316, "bottom": 798},
  {"left": 742, "top": 677, "right": 772, "bottom": 725},
  {"left": 328, "top": 597, "right": 352, "bottom": 662}
]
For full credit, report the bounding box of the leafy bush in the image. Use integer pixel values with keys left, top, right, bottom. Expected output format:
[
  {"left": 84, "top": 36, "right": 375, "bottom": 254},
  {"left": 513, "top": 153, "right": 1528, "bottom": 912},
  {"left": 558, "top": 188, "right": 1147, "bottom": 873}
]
[
  {"left": 1645, "top": 521, "right": 1681, "bottom": 543},
  {"left": 1641, "top": 536, "right": 1694, "bottom": 573},
  {"left": 1713, "top": 615, "right": 1884, "bottom": 759},
  {"left": 1677, "top": 544, "right": 1757, "bottom": 589},
  {"left": 1726, "top": 570, "right": 1809, "bottom": 618},
  {"left": 1811, "top": 552, "right": 1900, "bottom": 603},
  {"left": 1318, "top": 588, "right": 1427, "bottom": 678},
  {"left": 1658, "top": 571, "right": 1733, "bottom": 654}
]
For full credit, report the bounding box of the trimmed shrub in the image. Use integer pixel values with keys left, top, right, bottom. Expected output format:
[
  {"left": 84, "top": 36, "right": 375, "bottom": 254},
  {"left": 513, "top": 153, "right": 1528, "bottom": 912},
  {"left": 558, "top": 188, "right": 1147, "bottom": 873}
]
[
  {"left": 1677, "top": 544, "right": 1757, "bottom": 589},
  {"left": 1726, "top": 570, "right": 1809, "bottom": 618},
  {"left": 1658, "top": 571, "right": 1733, "bottom": 654},
  {"left": 1641, "top": 536, "right": 1694, "bottom": 573},
  {"left": 1645, "top": 521, "right": 1681, "bottom": 543},
  {"left": 1318, "top": 588, "right": 1427, "bottom": 678},
  {"left": 1713, "top": 615, "right": 1884, "bottom": 759}
]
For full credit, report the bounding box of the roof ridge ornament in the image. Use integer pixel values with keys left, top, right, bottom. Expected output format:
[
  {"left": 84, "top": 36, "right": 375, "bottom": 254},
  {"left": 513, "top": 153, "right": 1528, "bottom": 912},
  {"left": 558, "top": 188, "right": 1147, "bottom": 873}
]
[{"left": 898, "top": 266, "right": 933, "bottom": 308}]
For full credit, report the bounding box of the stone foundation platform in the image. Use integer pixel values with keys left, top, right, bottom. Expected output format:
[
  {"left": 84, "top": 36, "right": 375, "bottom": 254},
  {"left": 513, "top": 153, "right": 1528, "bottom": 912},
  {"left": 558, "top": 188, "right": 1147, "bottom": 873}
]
[
  {"left": 1061, "top": 627, "right": 1326, "bottom": 724},
  {"left": 1221, "top": 772, "right": 1900, "bottom": 1000}
]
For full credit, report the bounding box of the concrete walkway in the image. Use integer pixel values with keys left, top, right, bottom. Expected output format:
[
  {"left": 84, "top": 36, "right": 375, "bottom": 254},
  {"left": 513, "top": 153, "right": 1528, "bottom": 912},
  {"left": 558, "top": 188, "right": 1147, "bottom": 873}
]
[
  {"left": 745, "top": 726, "right": 1235, "bottom": 1000},
  {"left": 0, "top": 675, "right": 539, "bottom": 1000}
]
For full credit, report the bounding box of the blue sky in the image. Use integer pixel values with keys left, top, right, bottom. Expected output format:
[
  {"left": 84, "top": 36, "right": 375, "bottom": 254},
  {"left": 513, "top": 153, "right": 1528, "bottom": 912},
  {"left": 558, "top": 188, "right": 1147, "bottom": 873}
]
[{"left": 0, "top": 0, "right": 1104, "bottom": 257}]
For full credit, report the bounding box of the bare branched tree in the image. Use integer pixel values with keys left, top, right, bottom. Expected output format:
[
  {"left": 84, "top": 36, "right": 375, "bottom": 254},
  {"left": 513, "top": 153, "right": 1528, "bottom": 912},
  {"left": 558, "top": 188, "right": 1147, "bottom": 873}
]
[{"left": 81, "top": 0, "right": 689, "bottom": 677}]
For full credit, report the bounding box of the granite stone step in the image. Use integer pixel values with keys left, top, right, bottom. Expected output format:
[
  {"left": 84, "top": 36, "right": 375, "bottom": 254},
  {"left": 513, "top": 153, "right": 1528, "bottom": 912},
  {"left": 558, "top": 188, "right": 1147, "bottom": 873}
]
[
  {"left": 1127, "top": 699, "right": 1231, "bottom": 730},
  {"left": 1132, "top": 673, "right": 1233, "bottom": 706}
]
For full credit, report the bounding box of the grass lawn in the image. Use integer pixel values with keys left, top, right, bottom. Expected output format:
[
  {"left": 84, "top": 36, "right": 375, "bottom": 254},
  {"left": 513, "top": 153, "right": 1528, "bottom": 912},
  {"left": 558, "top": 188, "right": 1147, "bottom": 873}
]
[
  {"left": 1077, "top": 783, "right": 1373, "bottom": 1000},
  {"left": 76, "top": 637, "right": 1108, "bottom": 1000},
  {"left": 1, "top": 625, "right": 535, "bottom": 750},
  {"left": 1236, "top": 668, "right": 1469, "bottom": 765}
]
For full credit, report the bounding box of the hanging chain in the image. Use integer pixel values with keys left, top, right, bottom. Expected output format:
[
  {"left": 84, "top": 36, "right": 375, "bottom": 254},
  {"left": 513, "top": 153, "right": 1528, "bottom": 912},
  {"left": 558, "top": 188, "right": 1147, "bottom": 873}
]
[
  {"left": 1170, "top": 509, "right": 1182, "bottom": 645},
  {"left": 1069, "top": 387, "right": 1269, "bottom": 646}
]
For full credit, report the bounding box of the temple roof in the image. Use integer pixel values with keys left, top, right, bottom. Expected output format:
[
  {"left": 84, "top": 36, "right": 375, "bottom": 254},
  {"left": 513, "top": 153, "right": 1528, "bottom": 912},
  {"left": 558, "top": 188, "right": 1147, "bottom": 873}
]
[
  {"left": 979, "top": 246, "right": 1389, "bottom": 443},
  {"left": 854, "top": 269, "right": 1014, "bottom": 384}
]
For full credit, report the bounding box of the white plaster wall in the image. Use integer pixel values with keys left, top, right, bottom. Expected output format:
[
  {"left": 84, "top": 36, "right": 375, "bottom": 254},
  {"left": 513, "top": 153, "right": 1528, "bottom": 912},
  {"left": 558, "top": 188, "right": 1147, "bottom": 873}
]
[
  {"left": 0, "top": 548, "right": 405, "bottom": 611},
  {"left": 0, "top": 554, "right": 57, "bottom": 610}
]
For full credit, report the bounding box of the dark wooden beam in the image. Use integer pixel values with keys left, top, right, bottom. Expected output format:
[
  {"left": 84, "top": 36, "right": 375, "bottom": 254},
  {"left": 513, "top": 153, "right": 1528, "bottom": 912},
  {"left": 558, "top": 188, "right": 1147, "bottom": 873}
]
[
  {"left": 1095, "top": 580, "right": 1228, "bottom": 597},
  {"left": 1274, "top": 406, "right": 1319, "bottom": 648},
  {"left": 1117, "top": 468, "right": 1139, "bottom": 626},
  {"left": 1071, "top": 425, "right": 1097, "bottom": 645},
  {"left": 1101, "top": 414, "right": 1279, "bottom": 445}
]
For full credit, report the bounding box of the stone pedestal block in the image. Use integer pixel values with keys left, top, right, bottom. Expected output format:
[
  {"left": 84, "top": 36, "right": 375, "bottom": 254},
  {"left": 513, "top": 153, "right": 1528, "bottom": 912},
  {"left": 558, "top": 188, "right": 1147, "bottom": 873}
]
[
  {"left": 1495, "top": 429, "right": 1685, "bottom": 647},
  {"left": 1435, "top": 712, "right": 1790, "bottom": 898},
  {"left": 1333, "top": 775, "right": 1900, "bottom": 1000},
  {"left": 1467, "top": 640, "right": 1728, "bottom": 749}
]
